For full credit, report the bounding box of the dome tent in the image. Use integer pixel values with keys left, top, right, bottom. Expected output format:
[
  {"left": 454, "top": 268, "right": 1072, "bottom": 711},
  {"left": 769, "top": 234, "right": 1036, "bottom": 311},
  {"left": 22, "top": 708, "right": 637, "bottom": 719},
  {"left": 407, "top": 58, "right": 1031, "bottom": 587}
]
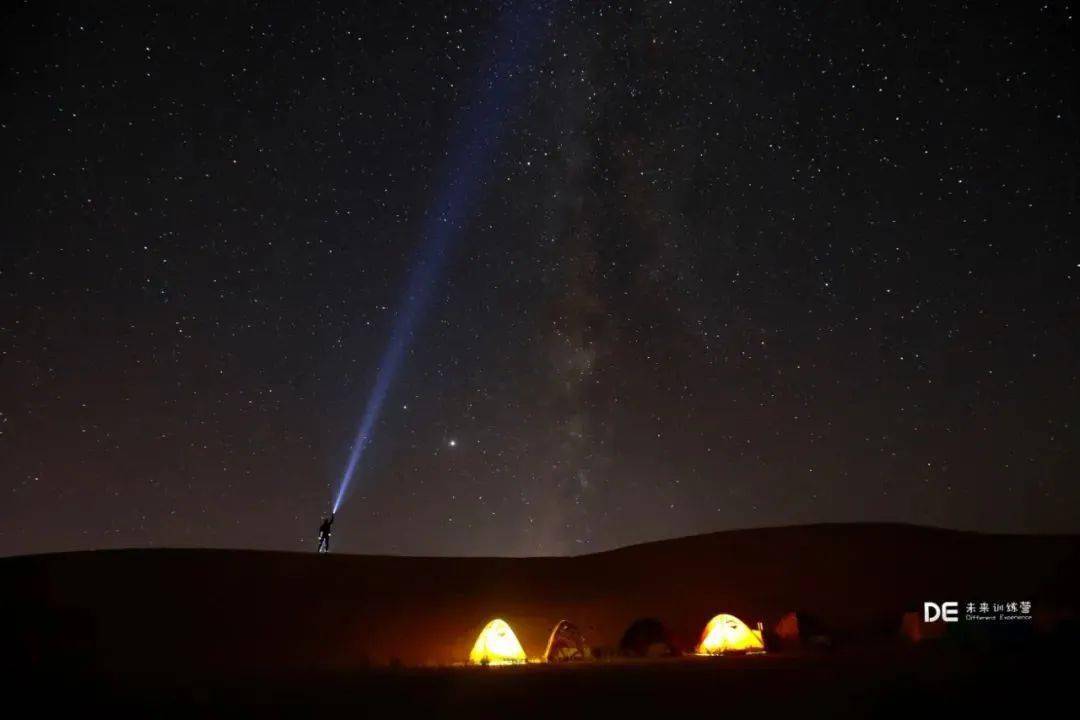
[
  {"left": 619, "top": 618, "right": 676, "bottom": 657},
  {"left": 544, "top": 620, "right": 588, "bottom": 662},
  {"left": 695, "top": 613, "right": 765, "bottom": 654},
  {"left": 469, "top": 618, "right": 527, "bottom": 665},
  {"left": 773, "top": 610, "right": 833, "bottom": 649}
]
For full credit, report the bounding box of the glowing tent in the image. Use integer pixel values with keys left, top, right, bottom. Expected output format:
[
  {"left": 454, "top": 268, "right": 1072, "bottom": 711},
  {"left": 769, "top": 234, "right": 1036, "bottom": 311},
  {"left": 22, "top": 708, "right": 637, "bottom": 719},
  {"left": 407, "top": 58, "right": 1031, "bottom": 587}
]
[
  {"left": 469, "top": 618, "right": 527, "bottom": 665},
  {"left": 695, "top": 613, "right": 765, "bottom": 655}
]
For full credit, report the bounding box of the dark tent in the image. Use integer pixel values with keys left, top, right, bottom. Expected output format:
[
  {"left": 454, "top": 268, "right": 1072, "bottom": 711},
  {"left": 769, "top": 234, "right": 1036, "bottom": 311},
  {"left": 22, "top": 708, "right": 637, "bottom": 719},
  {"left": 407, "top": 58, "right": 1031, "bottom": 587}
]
[
  {"left": 772, "top": 611, "right": 833, "bottom": 649},
  {"left": 544, "top": 620, "right": 588, "bottom": 662},
  {"left": 619, "top": 618, "right": 676, "bottom": 657}
]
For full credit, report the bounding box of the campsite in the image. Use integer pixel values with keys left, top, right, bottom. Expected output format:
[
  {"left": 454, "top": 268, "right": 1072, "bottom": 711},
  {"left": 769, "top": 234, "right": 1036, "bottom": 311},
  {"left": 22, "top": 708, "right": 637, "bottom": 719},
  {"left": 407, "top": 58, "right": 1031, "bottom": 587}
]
[{"left": 5, "top": 523, "right": 1078, "bottom": 713}]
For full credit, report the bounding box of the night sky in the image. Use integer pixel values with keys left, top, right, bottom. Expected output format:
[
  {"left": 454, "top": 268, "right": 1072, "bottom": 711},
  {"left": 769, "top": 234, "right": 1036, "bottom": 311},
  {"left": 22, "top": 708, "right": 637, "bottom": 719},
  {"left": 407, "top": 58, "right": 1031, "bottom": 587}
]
[{"left": 2, "top": 1, "right": 1077, "bottom": 558}]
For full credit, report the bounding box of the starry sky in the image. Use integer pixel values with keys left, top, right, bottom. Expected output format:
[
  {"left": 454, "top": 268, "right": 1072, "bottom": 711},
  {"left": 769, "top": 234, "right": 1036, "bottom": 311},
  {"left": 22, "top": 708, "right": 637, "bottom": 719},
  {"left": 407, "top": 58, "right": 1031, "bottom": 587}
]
[{"left": 2, "top": 1, "right": 1077, "bottom": 558}]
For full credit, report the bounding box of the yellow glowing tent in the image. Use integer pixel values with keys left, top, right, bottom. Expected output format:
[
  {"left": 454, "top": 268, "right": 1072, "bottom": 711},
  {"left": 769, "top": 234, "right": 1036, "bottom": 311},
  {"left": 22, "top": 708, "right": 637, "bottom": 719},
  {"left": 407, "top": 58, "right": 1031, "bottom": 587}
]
[
  {"left": 469, "top": 618, "right": 527, "bottom": 665},
  {"left": 695, "top": 613, "right": 765, "bottom": 654}
]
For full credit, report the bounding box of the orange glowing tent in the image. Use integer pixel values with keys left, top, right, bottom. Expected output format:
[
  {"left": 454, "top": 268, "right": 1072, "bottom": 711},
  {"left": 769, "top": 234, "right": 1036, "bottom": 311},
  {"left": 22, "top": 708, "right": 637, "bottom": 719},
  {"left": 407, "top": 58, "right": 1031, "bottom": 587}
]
[
  {"left": 469, "top": 618, "right": 527, "bottom": 665},
  {"left": 695, "top": 613, "right": 765, "bottom": 654}
]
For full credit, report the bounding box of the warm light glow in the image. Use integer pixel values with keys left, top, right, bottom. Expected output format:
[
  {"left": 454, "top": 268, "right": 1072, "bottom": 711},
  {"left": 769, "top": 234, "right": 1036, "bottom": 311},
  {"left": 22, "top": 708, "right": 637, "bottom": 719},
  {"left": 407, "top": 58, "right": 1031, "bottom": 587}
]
[
  {"left": 695, "top": 613, "right": 765, "bottom": 654},
  {"left": 469, "top": 618, "right": 527, "bottom": 665}
]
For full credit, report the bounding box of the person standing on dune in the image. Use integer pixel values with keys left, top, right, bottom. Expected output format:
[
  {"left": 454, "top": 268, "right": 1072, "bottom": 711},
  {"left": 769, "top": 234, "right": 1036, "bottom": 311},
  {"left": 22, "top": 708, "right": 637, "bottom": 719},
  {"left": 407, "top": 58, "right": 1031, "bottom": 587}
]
[{"left": 317, "top": 513, "right": 334, "bottom": 553}]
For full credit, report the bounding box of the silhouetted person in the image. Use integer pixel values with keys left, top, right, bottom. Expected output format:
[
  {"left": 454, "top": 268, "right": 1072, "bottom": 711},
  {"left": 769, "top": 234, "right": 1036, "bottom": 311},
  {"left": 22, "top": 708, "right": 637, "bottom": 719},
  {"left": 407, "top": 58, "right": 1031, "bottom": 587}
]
[{"left": 317, "top": 513, "right": 334, "bottom": 553}]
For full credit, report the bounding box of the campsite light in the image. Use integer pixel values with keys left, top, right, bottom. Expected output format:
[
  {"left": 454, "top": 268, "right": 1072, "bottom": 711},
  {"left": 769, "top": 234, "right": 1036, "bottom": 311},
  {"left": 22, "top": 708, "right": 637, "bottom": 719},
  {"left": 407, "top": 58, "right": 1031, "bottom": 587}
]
[
  {"left": 695, "top": 613, "right": 766, "bottom": 655},
  {"left": 469, "top": 618, "right": 527, "bottom": 665}
]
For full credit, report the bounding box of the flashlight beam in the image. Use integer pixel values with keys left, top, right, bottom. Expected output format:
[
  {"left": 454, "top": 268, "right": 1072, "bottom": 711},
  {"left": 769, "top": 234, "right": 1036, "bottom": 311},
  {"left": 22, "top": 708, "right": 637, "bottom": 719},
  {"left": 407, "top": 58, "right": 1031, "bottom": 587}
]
[{"left": 332, "top": 1, "right": 555, "bottom": 513}]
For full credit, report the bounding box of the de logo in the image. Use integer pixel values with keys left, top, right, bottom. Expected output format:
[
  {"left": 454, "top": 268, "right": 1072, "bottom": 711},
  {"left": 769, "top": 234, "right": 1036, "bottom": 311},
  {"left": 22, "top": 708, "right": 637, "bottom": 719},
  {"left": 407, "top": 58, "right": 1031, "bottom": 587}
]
[{"left": 923, "top": 601, "right": 959, "bottom": 623}]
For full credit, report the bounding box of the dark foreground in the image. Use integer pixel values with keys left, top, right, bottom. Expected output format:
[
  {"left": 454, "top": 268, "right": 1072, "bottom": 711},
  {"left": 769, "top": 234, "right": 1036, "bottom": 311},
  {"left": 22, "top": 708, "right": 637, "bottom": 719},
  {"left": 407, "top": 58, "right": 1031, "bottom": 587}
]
[
  {"left": 19, "top": 643, "right": 1071, "bottom": 717},
  {"left": 5, "top": 524, "right": 1077, "bottom": 716}
]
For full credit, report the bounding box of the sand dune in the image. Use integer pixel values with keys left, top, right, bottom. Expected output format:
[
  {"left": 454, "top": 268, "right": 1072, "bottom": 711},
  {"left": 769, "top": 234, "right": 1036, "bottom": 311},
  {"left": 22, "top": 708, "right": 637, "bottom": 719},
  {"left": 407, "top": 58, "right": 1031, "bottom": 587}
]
[{"left": 4, "top": 523, "right": 1078, "bottom": 672}]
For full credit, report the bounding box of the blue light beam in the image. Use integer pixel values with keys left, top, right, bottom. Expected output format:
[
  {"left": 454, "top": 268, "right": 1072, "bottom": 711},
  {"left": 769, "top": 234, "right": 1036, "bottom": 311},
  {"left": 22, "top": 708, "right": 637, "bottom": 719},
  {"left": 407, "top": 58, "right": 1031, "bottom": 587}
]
[{"left": 333, "top": 2, "right": 554, "bottom": 513}]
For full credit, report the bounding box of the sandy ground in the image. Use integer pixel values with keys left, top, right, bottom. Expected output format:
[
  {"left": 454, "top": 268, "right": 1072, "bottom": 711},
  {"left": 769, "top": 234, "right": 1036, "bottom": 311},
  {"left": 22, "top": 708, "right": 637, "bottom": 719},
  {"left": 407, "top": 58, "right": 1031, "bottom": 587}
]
[{"left": 17, "top": 644, "right": 1075, "bottom": 716}]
